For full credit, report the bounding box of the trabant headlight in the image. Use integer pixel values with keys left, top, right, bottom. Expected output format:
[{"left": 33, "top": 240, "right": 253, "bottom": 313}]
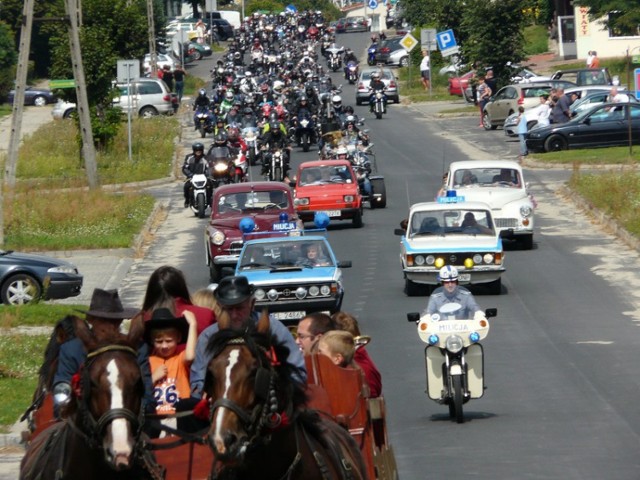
[
  {"left": 472, "top": 254, "right": 482, "bottom": 264},
  {"left": 211, "top": 231, "right": 225, "bottom": 246},
  {"left": 483, "top": 253, "right": 494, "bottom": 264},
  {"left": 414, "top": 255, "right": 425, "bottom": 266},
  {"left": 445, "top": 335, "right": 464, "bottom": 354},
  {"left": 255, "top": 288, "right": 266, "bottom": 300},
  {"left": 520, "top": 205, "right": 532, "bottom": 217},
  {"left": 426, "top": 255, "right": 435, "bottom": 265}
]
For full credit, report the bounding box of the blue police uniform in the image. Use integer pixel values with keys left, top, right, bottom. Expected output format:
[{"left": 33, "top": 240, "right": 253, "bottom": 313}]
[
  {"left": 424, "top": 285, "right": 481, "bottom": 319},
  {"left": 190, "top": 311, "right": 307, "bottom": 398}
]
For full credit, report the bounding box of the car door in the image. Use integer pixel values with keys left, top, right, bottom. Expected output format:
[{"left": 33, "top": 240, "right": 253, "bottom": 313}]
[
  {"left": 491, "top": 86, "right": 517, "bottom": 123},
  {"left": 572, "top": 104, "right": 626, "bottom": 148}
]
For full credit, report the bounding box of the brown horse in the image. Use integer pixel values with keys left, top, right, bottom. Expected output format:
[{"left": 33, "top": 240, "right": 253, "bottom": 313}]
[
  {"left": 204, "top": 312, "right": 370, "bottom": 480},
  {"left": 20, "top": 317, "right": 160, "bottom": 480}
]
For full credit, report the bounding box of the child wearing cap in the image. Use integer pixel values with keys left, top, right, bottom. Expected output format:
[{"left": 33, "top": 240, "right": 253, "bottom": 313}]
[{"left": 146, "top": 308, "right": 197, "bottom": 415}]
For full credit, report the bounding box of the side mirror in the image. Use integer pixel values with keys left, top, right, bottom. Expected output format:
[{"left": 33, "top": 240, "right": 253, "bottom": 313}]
[
  {"left": 583, "top": 118, "right": 591, "bottom": 126},
  {"left": 394, "top": 228, "right": 405, "bottom": 236},
  {"left": 485, "top": 308, "right": 497, "bottom": 318},
  {"left": 407, "top": 312, "right": 420, "bottom": 323},
  {"left": 337, "top": 260, "right": 352, "bottom": 268}
]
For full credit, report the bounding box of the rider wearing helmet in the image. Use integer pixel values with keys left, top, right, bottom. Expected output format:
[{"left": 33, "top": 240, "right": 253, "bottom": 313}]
[
  {"left": 259, "top": 120, "right": 291, "bottom": 178},
  {"left": 219, "top": 90, "right": 236, "bottom": 116},
  {"left": 182, "top": 142, "right": 213, "bottom": 208},
  {"left": 368, "top": 71, "right": 387, "bottom": 113},
  {"left": 193, "top": 89, "right": 211, "bottom": 129},
  {"left": 424, "top": 266, "right": 484, "bottom": 320}
]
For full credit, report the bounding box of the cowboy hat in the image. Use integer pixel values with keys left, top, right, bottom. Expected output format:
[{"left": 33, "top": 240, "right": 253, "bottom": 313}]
[
  {"left": 144, "top": 308, "right": 189, "bottom": 344},
  {"left": 214, "top": 276, "right": 255, "bottom": 306},
  {"left": 79, "top": 288, "right": 139, "bottom": 320}
]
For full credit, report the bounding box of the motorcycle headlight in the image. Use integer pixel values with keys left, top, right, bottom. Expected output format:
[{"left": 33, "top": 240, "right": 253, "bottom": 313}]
[
  {"left": 445, "top": 335, "right": 464, "bottom": 354},
  {"left": 214, "top": 163, "right": 228, "bottom": 172},
  {"left": 520, "top": 205, "right": 532, "bottom": 217},
  {"left": 211, "top": 231, "right": 225, "bottom": 246}
]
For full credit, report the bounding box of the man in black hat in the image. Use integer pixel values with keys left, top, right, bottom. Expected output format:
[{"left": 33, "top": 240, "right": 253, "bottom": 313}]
[
  {"left": 52, "top": 288, "right": 154, "bottom": 415},
  {"left": 190, "top": 276, "right": 306, "bottom": 398}
]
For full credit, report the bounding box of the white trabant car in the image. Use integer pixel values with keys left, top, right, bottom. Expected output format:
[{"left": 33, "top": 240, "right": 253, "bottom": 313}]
[
  {"left": 440, "top": 160, "right": 535, "bottom": 249},
  {"left": 394, "top": 201, "right": 505, "bottom": 296}
]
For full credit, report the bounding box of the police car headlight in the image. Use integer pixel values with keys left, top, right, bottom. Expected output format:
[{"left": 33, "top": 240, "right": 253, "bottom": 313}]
[
  {"left": 426, "top": 255, "right": 435, "bottom": 265},
  {"left": 320, "top": 285, "right": 331, "bottom": 296},
  {"left": 472, "top": 254, "right": 482, "bottom": 264},
  {"left": 308, "top": 286, "right": 320, "bottom": 296},
  {"left": 295, "top": 287, "right": 307, "bottom": 299},
  {"left": 520, "top": 205, "right": 532, "bottom": 217},
  {"left": 464, "top": 258, "right": 474, "bottom": 269},
  {"left": 445, "top": 335, "right": 464, "bottom": 354},
  {"left": 435, "top": 257, "right": 445, "bottom": 268},
  {"left": 267, "top": 289, "right": 279, "bottom": 301},
  {"left": 483, "top": 253, "right": 494, "bottom": 264},
  {"left": 211, "top": 231, "right": 226, "bottom": 246},
  {"left": 414, "top": 255, "right": 425, "bottom": 266},
  {"left": 254, "top": 289, "right": 266, "bottom": 300}
]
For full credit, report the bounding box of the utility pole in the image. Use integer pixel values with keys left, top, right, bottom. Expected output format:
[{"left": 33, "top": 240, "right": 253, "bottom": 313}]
[
  {"left": 65, "top": 0, "right": 98, "bottom": 188},
  {"left": 147, "top": 0, "right": 158, "bottom": 77},
  {"left": 5, "top": 0, "right": 34, "bottom": 189}
]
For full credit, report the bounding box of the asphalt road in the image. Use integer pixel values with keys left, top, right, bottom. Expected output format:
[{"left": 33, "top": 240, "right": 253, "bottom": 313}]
[{"left": 5, "top": 33, "right": 640, "bottom": 479}]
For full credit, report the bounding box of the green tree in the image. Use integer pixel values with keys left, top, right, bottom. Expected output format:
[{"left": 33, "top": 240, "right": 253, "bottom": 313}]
[
  {"left": 577, "top": 0, "right": 640, "bottom": 36},
  {"left": 0, "top": 21, "right": 17, "bottom": 101},
  {"left": 461, "top": 0, "right": 528, "bottom": 88},
  {"left": 246, "top": 0, "right": 286, "bottom": 15}
]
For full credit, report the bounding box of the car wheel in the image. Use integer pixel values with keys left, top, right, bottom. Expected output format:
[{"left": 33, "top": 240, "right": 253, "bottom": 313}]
[
  {"left": 1, "top": 274, "right": 42, "bottom": 305},
  {"left": 404, "top": 278, "right": 423, "bottom": 297},
  {"left": 486, "top": 278, "right": 502, "bottom": 295},
  {"left": 399, "top": 56, "right": 409, "bottom": 68},
  {"left": 352, "top": 209, "right": 363, "bottom": 228},
  {"left": 193, "top": 50, "right": 203, "bottom": 61},
  {"left": 139, "top": 106, "right": 158, "bottom": 118},
  {"left": 482, "top": 111, "right": 493, "bottom": 130},
  {"left": 63, "top": 109, "right": 76, "bottom": 119},
  {"left": 33, "top": 96, "right": 47, "bottom": 107},
  {"left": 544, "top": 134, "right": 567, "bottom": 152},
  {"left": 520, "top": 234, "right": 533, "bottom": 250}
]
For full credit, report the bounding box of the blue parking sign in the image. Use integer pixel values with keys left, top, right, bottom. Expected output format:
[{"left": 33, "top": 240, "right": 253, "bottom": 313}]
[{"left": 436, "top": 30, "right": 457, "bottom": 51}]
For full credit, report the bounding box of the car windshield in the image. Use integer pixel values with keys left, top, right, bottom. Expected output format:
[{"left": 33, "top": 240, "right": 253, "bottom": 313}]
[
  {"left": 409, "top": 209, "right": 495, "bottom": 237},
  {"left": 299, "top": 165, "right": 354, "bottom": 185},
  {"left": 238, "top": 240, "right": 334, "bottom": 269},
  {"left": 216, "top": 190, "right": 289, "bottom": 213},
  {"left": 452, "top": 168, "right": 521, "bottom": 188}
]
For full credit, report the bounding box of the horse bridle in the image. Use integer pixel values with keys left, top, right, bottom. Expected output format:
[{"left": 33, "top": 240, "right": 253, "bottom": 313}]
[
  {"left": 78, "top": 345, "right": 144, "bottom": 448},
  {"left": 209, "top": 337, "right": 284, "bottom": 443}
]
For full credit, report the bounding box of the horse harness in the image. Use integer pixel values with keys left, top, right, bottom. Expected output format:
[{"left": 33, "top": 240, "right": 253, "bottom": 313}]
[{"left": 209, "top": 336, "right": 357, "bottom": 480}]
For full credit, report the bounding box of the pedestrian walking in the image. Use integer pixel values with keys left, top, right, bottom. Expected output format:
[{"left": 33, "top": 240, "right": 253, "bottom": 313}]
[
  {"left": 515, "top": 106, "right": 528, "bottom": 163},
  {"left": 420, "top": 49, "right": 430, "bottom": 91},
  {"left": 173, "top": 64, "right": 186, "bottom": 103}
]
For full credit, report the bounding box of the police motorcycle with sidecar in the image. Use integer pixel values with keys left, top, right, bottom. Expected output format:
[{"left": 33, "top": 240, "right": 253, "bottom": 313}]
[{"left": 407, "top": 303, "right": 496, "bottom": 424}]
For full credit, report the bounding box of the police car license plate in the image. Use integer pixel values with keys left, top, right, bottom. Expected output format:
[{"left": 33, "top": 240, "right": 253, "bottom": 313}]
[
  {"left": 273, "top": 311, "right": 306, "bottom": 321},
  {"left": 458, "top": 274, "right": 471, "bottom": 282},
  {"left": 272, "top": 222, "right": 297, "bottom": 232},
  {"left": 323, "top": 210, "right": 341, "bottom": 217}
]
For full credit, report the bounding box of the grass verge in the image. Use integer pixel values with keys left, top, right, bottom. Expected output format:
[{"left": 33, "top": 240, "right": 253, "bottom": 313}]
[
  {"left": 530, "top": 146, "right": 640, "bottom": 165},
  {"left": 0, "top": 303, "right": 85, "bottom": 328}
]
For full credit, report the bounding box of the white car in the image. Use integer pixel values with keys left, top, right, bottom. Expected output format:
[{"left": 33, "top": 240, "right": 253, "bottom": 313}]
[
  {"left": 143, "top": 53, "right": 176, "bottom": 74},
  {"left": 51, "top": 100, "right": 76, "bottom": 120},
  {"left": 394, "top": 201, "right": 505, "bottom": 296},
  {"left": 441, "top": 161, "right": 535, "bottom": 249}
]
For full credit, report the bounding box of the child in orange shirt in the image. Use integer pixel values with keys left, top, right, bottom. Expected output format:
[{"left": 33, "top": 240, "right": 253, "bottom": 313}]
[{"left": 145, "top": 308, "right": 197, "bottom": 415}]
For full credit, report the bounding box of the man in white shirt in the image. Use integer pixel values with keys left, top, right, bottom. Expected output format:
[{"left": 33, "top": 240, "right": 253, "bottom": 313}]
[
  {"left": 420, "top": 49, "right": 430, "bottom": 90},
  {"left": 610, "top": 87, "right": 630, "bottom": 103}
]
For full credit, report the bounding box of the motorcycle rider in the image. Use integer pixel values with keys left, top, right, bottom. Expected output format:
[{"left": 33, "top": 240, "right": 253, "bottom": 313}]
[
  {"left": 219, "top": 90, "right": 236, "bottom": 116},
  {"left": 259, "top": 120, "right": 291, "bottom": 179},
  {"left": 193, "top": 89, "right": 211, "bottom": 130},
  {"left": 182, "top": 142, "right": 213, "bottom": 208},
  {"left": 343, "top": 48, "right": 359, "bottom": 79},
  {"left": 424, "top": 266, "right": 485, "bottom": 320},
  {"left": 368, "top": 71, "right": 387, "bottom": 113}
]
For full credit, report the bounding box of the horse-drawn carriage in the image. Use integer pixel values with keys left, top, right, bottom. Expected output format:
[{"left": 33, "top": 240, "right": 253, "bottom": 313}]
[{"left": 21, "top": 315, "right": 397, "bottom": 480}]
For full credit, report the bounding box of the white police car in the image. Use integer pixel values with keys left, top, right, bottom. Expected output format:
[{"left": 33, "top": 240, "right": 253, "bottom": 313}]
[
  {"left": 394, "top": 201, "right": 505, "bottom": 296},
  {"left": 441, "top": 161, "right": 535, "bottom": 249}
]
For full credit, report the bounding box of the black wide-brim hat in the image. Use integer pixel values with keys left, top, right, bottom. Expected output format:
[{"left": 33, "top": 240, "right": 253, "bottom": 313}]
[
  {"left": 78, "top": 288, "right": 139, "bottom": 320},
  {"left": 144, "top": 308, "right": 189, "bottom": 344},
  {"left": 214, "top": 275, "right": 255, "bottom": 306}
]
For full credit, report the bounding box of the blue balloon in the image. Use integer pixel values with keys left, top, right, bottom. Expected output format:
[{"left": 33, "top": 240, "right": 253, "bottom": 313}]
[
  {"left": 239, "top": 217, "right": 255, "bottom": 233},
  {"left": 314, "top": 212, "right": 330, "bottom": 229}
]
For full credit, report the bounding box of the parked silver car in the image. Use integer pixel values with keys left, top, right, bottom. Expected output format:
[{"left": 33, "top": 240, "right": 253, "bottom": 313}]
[{"left": 113, "top": 78, "right": 177, "bottom": 117}]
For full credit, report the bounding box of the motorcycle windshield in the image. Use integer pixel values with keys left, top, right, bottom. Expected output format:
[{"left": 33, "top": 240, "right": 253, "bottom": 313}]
[{"left": 209, "top": 146, "right": 231, "bottom": 159}]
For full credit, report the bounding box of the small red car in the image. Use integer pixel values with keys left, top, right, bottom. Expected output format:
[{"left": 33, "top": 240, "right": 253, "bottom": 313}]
[
  {"left": 293, "top": 160, "right": 363, "bottom": 228},
  {"left": 205, "top": 182, "right": 301, "bottom": 282},
  {"left": 448, "top": 70, "right": 476, "bottom": 97}
]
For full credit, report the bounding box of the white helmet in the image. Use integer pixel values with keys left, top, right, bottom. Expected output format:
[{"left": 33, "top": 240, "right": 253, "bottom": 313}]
[
  {"left": 438, "top": 265, "right": 459, "bottom": 282},
  {"left": 225, "top": 91, "right": 234, "bottom": 101},
  {"left": 332, "top": 95, "right": 342, "bottom": 108},
  {"left": 273, "top": 80, "right": 284, "bottom": 93}
]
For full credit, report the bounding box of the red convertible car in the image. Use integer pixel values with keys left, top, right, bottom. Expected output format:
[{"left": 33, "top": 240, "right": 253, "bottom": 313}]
[{"left": 293, "top": 159, "right": 364, "bottom": 228}]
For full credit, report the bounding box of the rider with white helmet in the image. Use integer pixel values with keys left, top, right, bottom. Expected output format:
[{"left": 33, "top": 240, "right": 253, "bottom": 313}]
[{"left": 424, "top": 266, "right": 484, "bottom": 320}]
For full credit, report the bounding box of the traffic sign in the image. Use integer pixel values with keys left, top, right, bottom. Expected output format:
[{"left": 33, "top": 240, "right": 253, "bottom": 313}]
[
  {"left": 368, "top": 0, "right": 378, "bottom": 9},
  {"left": 421, "top": 28, "right": 437, "bottom": 51},
  {"left": 117, "top": 59, "right": 140, "bottom": 83},
  {"left": 399, "top": 33, "right": 418, "bottom": 52},
  {"left": 49, "top": 79, "right": 75, "bottom": 89},
  {"left": 635, "top": 68, "right": 640, "bottom": 101},
  {"left": 436, "top": 29, "right": 457, "bottom": 51}
]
